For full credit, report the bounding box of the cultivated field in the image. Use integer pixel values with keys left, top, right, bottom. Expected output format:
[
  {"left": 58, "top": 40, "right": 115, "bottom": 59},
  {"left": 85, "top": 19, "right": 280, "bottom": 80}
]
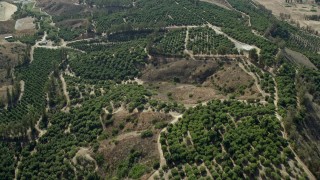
[
  {"left": 0, "top": 1, "right": 17, "bottom": 21},
  {"left": 254, "top": 0, "right": 320, "bottom": 32},
  {"left": 15, "top": 17, "right": 36, "bottom": 31}
]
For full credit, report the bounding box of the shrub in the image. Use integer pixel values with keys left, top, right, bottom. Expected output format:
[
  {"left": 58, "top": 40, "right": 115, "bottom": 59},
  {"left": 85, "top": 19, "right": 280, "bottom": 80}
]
[
  {"left": 128, "top": 164, "right": 147, "bottom": 179},
  {"left": 141, "top": 130, "right": 153, "bottom": 138}
]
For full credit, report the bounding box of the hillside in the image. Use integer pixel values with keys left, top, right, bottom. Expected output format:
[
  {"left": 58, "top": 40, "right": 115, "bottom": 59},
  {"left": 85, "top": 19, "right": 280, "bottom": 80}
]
[{"left": 0, "top": 0, "right": 319, "bottom": 179}]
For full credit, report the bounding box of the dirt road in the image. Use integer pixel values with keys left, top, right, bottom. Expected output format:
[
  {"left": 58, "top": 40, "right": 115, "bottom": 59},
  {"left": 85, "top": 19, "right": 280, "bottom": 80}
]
[
  {"left": 60, "top": 74, "right": 70, "bottom": 112},
  {"left": 149, "top": 112, "right": 182, "bottom": 180},
  {"left": 238, "top": 62, "right": 269, "bottom": 98}
]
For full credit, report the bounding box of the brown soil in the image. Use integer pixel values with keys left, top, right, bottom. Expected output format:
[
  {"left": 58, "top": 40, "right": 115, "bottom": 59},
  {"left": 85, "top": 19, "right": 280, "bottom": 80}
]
[
  {"left": 200, "top": 0, "right": 232, "bottom": 9},
  {"left": 0, "top": 20, "right": 15, "bottom": 34},
  {"left": 150, "top": 82, "right": 224, "bottom": 105},
  {"left": 141, "top": 57, "right": 221, "bottom": 84},
  {"left": 36, "top": 0, "right": 86, "bottom": 16},
  {"left": 284, "top": 48, "right": 318, "bottom": 70},
  {"left": 0, "top": 42, "right": 27, "bottom": 68},
  {"left": 56, "top": 19, "right": 89, "bottom": 29},
  {"left": 98, "top": 132, "right": 159, "bottom": 178},
  {"left": 209, "top": 61, "right": 258, "bottom": 97},
  {"left": 15, "top": 17, "right": 36, "bottom": 32},
  {"left": 254, "top": 0, "right": 320, "bottom": 32},
  {"left": 103, "top": 109, "right": 172, "bottom": 134},
  {"left": 0, "top": 83, "right": 12, "bottom": 101},
  {"left": 143, "top": 58, "right": 262, "bottom": 105}
]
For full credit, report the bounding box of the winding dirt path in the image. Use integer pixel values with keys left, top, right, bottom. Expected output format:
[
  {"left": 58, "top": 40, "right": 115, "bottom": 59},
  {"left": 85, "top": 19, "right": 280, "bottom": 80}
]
[
  {"left": 30, "top": 31, "right": 47, "bottom": 63},
  {"left": 72, "top": 147, "right": 98, "bottom": 172},
  {"left": 18, "top": 80, "right": 25, "bottom": 101},
  {"left": 224, "top": 0, "right": 251, "bottom": 27},
  {"left": 14, "top": 158, "right": 21, "bottom": 180},
  {"left": 149, "top": 112, "right": 182, "bottom": 180},
  {"left": 114, "top": 131, "right": 140, "bottom": 141},
  {"left": 60, "top": 74, "right": 70, "bottom": 112},
  {"left": 238, "top": 62, "right": 269, "bottom": 98},
  {"left": 35, "top": 117, "right": 47, "bottom": 140},
  {"left": 207, "top": 23, "right": 260, "bottom": 53}
]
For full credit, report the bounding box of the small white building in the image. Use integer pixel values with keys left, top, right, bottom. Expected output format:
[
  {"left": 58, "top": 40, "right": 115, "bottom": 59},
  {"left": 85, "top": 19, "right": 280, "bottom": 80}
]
[{"left": 4, "top": 36, "right": 13, "bottom": 40}]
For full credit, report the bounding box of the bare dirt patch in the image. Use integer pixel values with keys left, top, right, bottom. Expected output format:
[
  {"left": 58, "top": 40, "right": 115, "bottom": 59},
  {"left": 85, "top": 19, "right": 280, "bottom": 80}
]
[
  {"left": 150, "top": 82, "right": 224, "bottom": 105},
  {"left": 56, "top": 19, "right": 89, "bottom": 29},
  {"left": 284, "top": 48, "right": 318, "bottom": 70},
  {"left": 0, "top": 1, "right": 17, "bottom": 21},
  {"left": 142, "top": 57, "right": 263, "bottom": 105},
  {"left": 0, "top": 20, "right": 15, "bottom": 34},
  {"left": 0, "top": 42, "right": 27, "bottom": 68},
  {"left": 254, "top": 0, "right": 320, "bottom": 32},
  {"left": 141, "top": 57, "right": 221, "bottom": 84},
  {"left": 209, "top": 61, "right": 263, "bottom": 100},
  {"left": 36, "top": 0, "right": 86, "bottom": 16},
  {"left": 0, "top": 42, "right": 26, "bottom": 99},
  {"left": 200, "top": 0, "right": 231, "bottom": 9},
  {"left": 0, "top": 83, "right": 12, "bottom": 102},
  {"left": 15, "top": 17, "right": 36, "bottom": 32},
  {"left": 98, "top": 132, "right": 159, "bottom": 178},
  {"left": 102, "top": 108, "right": 172, "bottom": 135}
]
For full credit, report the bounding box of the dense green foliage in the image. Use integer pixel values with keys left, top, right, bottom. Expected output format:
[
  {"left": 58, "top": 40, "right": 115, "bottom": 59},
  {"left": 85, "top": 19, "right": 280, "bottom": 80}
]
[
  {"left": 69, "top": 47, "right": 147, "bottom": 81},
  {"left": 276, "top": 63, "right": 296, "bottom": 115},
  {"left": 108, "top": 29, "right": 155, "bottom": 42},
  {"left": 187, "top": 27, "right": 236, "bottom": 55},
  {"left": 0, "top": 142, "right": 17, "bottom": 179},
  {"left": 161, "top": 101, "right": 305, "bottom": 179},
  {"left": 0, "top": 48, "right": 63, "bottom": 138},
  {"left": 18, "top": 83, "right": 153, "bottom": 179},
  {"left": 150, "top": 29, "right": 186, "bottom": 57},
  {"left": 2, "top": 0, "right": 320, "bottom": 178}
]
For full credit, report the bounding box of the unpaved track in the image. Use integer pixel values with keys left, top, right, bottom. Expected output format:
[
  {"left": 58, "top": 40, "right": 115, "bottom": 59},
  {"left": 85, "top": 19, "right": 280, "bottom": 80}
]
[
  {"left": 224, "top": 0, "right": 251, "bottom": 26},
  {"left": 30, "top": 31, "right": 47, "bottom": 63},
  {"left": 18, "top": 80, "right": 25, "bottom": 101},
  {"left": 60, "top": 74, "right": 70, "bottom": 112},
  {"left": 184, "top": 27, "right": 195, "bottom": 59},
  {"left": 14, "top": 158, "right": 21, "bottom": 180},
  {"left": 207, "top": 23, "right": 260, "bottom": 53},
  {"left": 238, "top": 62, "right": 269, "bottom": 98},
  {"left": 72, "top": 147, "right": 98, "bottom": 172},
  {"left": 114, "top": 131, "right": 140, "bottom": 141},
  {"left": 149, "top": 112, "right": 182, "bottom": 180},
  {"left": 35, "top": 117, "right": 47, "bottom": 140}
]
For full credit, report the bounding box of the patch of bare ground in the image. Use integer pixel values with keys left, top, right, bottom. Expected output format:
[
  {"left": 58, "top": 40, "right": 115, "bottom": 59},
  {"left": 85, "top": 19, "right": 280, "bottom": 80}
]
[
  {"left": 98, "top": 132, "right": 159, "bottom": 178},
  {"left": 150, "top": 81, "right": 225, "bottom": 105},
  {"left": 205, "top": 61, "right": 263, "bottom": 101},
  {"left": 72, "top": 147, "right": 98, "bottom": 172},
  {"left": 15, "top": 17, "right": 36, "bottom": 32},
  {"left": 283, "top": 48, "right": 318, "bottom": 70},
  {"left": 0, "top": 41, "right": 27, "bottom": 95},
  {"left": 141, "top": 57, "right": 220, "bottom": 84},
  {"left": 0, "top": 42, "right": 27, "bottom": 68},
  {"left": 253, "top": 0, "right": 320, "bottom": 32},
  {"left": 56, "top": 18, "right": 89, "bottom": 29},
  {"left": 0, "top": 20, "right": 16, "bottom": 34},
  {"left": 142, "top": 57, "right": 264, "bottom": 106},
  {"left": 101, "top": 107, "right": 172, "bottom": 135},
  {"left": 0, "top": 1, "right": 17, "bottom": 21},
  {"left": 0, "top": 83, "right": 12, "bottom": 102},
  {"left": 36, "top": 0, "right": 87, "bottom": 16},
  {"left": 200, "top": 0, "right": 232, "bottom": 9}
]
